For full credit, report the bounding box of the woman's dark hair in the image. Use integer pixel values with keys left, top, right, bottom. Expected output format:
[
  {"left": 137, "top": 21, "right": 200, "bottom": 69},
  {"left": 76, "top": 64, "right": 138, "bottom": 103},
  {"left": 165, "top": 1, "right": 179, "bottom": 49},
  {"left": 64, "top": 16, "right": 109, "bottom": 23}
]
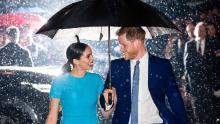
[{"left": 62, "top": 42, "right": 88, "bottom": 72}]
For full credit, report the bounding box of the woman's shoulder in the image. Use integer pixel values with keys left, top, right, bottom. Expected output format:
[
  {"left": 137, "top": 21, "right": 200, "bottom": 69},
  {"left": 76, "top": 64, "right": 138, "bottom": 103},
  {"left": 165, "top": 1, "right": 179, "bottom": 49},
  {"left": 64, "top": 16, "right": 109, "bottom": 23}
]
[
  {"left": 53, "top": 73, "right": 71, "bottom": 82},
  {"left": 86, "top": 72, "right": 102, "bottom": 80},
  {"left": 86, "top": 72, "right": 104, "bottom": 87},
  {"left": 86, "top": 71, "right": 100, "bottom": 77}
]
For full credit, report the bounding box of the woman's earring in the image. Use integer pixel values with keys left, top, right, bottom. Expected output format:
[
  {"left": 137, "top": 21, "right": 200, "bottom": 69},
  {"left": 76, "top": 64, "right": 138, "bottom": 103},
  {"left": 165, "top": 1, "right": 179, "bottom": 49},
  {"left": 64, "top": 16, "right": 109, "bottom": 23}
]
[{"left": 70, "top": 63, "right": 73, "bottom": 70}]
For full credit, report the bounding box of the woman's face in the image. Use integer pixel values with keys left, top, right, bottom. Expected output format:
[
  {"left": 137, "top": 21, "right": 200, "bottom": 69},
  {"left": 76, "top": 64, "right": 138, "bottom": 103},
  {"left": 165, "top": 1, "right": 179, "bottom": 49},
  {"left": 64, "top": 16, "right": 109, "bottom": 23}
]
[{"left": 75, "top": 46, "right": 94, "bottom": 71}]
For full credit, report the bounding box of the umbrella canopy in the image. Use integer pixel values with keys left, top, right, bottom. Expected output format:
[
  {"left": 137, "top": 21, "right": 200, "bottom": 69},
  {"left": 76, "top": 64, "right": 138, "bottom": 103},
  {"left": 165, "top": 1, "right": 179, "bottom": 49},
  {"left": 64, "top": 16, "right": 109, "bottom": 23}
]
[
  {"left": 52, "top": 26, "right": 156, "bottom": 41},
  {"left": 36, "top": 0, "right": 179, "bottom": 39},
  {"left": 0, "top": 13, "right": 46, "bottom": 30},
  {"left": 36, "top": 0, "right": 180, "bottom": 89}
]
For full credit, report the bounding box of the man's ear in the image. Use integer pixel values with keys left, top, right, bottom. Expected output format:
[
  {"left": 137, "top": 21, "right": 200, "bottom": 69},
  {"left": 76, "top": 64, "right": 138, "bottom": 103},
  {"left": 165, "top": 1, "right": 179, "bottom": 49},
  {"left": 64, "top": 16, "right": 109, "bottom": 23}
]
[{"left": 133, "top": 39, "right": 140, "bottom": 48}]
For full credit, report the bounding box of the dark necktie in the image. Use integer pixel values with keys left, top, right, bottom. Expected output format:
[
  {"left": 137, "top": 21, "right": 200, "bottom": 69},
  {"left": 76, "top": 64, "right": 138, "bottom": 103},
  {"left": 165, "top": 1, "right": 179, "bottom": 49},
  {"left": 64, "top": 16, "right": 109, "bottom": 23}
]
[
  {"left": 131, "top": 60, "right": 140, "bottom": 124},
  {"left": 198, "top": 42, "right": 202, "bottom": 55}
]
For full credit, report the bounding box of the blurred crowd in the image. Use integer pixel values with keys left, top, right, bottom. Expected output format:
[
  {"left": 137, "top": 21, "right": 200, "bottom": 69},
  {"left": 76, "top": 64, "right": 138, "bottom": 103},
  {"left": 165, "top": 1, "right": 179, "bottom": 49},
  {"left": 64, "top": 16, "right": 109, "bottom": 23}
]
[
  {"left": 147, "top": 4, "right": 220, "bottom": 124},
  {"left": 0, "top": 24, "right": 66, "bottom": 67}
]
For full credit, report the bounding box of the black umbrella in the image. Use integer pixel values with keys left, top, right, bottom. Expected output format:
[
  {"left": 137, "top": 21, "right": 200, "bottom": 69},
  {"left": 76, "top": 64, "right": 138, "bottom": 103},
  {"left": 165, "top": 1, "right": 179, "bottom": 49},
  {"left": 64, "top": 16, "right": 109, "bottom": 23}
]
[
  {"left": 37, "top": 0, "right": 179, "bottom": 38},
  {"left": 36, "top": 0, "right": 179, "bottom": 98}
]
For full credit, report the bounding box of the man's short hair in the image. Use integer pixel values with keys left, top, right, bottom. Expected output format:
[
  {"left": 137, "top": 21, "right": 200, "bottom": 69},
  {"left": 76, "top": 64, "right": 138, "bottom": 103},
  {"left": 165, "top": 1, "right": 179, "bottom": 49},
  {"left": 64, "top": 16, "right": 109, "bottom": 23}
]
[
  {"left": 116, "top": 27, "right": 146, "bottom": 41},
  {"left": 194, "top": 22, "right": 206, "bottom": 38},
  {"left": 6, "top": 26, "right": 20, "bottom": 43}
]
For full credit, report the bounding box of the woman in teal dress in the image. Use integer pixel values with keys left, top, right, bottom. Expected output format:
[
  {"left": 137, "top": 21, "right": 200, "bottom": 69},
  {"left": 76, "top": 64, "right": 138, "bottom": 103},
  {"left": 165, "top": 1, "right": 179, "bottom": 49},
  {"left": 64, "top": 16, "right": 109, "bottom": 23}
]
[{"left": 45, "top": 42, "right": 117, "bottom": 124}]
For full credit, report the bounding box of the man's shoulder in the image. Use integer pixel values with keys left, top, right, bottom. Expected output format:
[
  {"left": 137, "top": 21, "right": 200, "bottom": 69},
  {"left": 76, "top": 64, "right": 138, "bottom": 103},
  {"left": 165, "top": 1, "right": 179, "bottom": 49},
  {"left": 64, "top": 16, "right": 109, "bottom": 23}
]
[
  {"left": 112, "top": 58, "right": 128, "bottom": 64},
  {"left": 149, "top": 54, "right": 169, "bottom": 64},
  {"left": 112, "top": 56, "right": 170, "bottom": 64},
  {"left": 186, "top": 40, "right": 196, "bottom": 46},
  {"left": 13, "top": 44, "right": 31, "bottom": 55},
  {"left": 4, "top": 43, "right": 26, "bottom": 52},
  {"left": 111, "top": 58, "right": 130, "bottom": 71},
  {"left": 0, "top": 43, "right": 15, "bottom": 54}
]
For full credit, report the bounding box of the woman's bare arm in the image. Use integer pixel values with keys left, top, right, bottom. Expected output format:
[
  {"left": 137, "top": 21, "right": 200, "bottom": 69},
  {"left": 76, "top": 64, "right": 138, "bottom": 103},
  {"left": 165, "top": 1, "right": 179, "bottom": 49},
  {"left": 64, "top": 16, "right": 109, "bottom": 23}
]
[{"left": 45, "top": 98, "right": 60, "bottom": 124}]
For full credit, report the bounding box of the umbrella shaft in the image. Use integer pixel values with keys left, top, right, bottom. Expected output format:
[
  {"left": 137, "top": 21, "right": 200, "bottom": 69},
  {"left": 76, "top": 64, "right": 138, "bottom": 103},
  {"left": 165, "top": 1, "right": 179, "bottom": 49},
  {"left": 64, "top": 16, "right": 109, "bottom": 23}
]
[{"left": 108, "top": 26, "right": 112, "bottom": 87}]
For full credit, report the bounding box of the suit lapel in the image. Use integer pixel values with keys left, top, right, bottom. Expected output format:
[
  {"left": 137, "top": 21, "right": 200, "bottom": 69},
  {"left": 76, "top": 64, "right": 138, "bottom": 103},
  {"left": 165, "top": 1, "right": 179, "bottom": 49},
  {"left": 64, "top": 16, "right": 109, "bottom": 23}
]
[
  {"left": 119, "top": 59, "right": 131, "bottom": 123},
  {"left": 123, "top": 60, "right": 131, "bottom": 100},
  {"left": 148, "top": 54, "right": 155, "bottom": 91}
]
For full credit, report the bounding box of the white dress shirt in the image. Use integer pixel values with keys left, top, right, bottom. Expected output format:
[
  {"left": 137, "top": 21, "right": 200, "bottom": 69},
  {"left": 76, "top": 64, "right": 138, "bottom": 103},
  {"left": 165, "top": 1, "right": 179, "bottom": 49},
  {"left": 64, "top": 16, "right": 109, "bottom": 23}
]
[
  {"left": 196, "top": 39, "right": 206, "bottom": 56},
  {"left": 129, "top": 52, "right": 163, "bottom": 124}
]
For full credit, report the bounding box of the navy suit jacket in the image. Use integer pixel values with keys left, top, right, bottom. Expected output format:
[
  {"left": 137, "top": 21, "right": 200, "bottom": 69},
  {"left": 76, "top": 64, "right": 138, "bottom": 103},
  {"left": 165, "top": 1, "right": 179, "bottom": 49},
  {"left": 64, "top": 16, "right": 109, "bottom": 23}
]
[{"left": 105, "top": 54, "right": 187, "bottom": 124}]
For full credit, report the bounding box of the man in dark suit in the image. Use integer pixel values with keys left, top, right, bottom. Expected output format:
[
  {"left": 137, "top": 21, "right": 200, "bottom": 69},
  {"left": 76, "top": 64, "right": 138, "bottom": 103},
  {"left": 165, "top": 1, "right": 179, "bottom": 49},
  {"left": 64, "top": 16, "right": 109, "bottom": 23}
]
[
  {"left": 104, "top": 27, "right": 187, "bottom": 124},
  {"left": 184, "top": 22, "right": 217, "bottom": 123},
  {"left": 0, "top": 26, "right": 33, "bottom": 67}
]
